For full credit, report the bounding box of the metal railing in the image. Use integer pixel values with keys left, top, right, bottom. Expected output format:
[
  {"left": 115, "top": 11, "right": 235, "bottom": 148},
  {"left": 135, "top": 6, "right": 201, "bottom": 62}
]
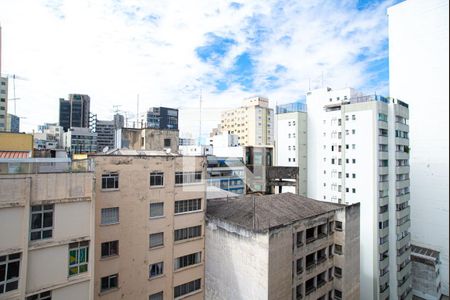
[{"left": 0, "top": 159, "right": 94, "bottom": 174}]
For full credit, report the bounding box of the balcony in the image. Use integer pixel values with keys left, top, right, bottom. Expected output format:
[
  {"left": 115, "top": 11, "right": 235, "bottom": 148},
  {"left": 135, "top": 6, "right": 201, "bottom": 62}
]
[
  {"left": 306, "top": 261, "right": 316, "bottom": 273},
  {"left": 396, "top": 206, "right": 410, "bottom": 219},
  {"left": 396, "top": 151, "right": 409, "bottom": 160},
  {"left": 380, "top": 256, "right": 389, "bottom": 270},
  {"left": 378, "top": 181, "right": 389, "bottom": 191},
  {"left": 317, "top": 279, "right": 326, "bottom": 289},
  {"left": 397, "top": 276, "right": 412, "bottom": 296},
  {"left": 396, "top": 193, "right": 410, "bottom": 205},
  {"left": 378, "top": 136, "right": 388, "bottom": 145},
  {"left": 396, "top": 180, "right": 410, "bottom": 189},
  {"left": 378, "top": 166, "right": 389, "bottom": 175},
  {"left": 396, "top": 233, "right": 411, "bottom": 250},
  {"left": 379, "top": 151, "right": 389, "bottom": 160},
  {"left": 379, "top": 196, "right": 389, "bottom": 206},
  {"left": 379, "top": 227, "right": 389, "bottom": 239},
  {"left": 395, "top": 137, "right": 409, "bottom": 146},
  {"left": 396, "top": 220, "right": 411, "bottom": 234},
  {"left": 398, "top": 261, "right": 412, "bottom": 279},
  {"left": 379, "top": 270, "right": 390, "bottom": 286},
  {"left": 379, "top": 240, "right": 389, "bottom": 255},
  {"left": 317, "top": 256, "right": 327, "bottom": 265},
  {"left": 380, "top": 285, "right": 390, "bottom": 300},
  {"left": 397, "top": 247, "right": 411, "bottom": 265},
  {"left": 305, "top": 286, "right": 316, "bottom": 296},
  {"left": 379, "top": 210, "right": 389, "bottom": 222},
  {"left": 396, "top": 166, "right": 410, "bottom": 174}
]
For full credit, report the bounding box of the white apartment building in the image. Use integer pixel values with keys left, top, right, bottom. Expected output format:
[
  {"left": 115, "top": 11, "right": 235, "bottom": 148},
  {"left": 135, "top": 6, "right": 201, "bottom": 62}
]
[
  {"left": 307, "top": 87, "right": 411, "bottom": 300},
  {"left": 0, "top": 76, "right": 7, "bottom": 131},
  {"left": 274, "top": 102, "right": 307, "bottom": 196},
  {"left": 216, "top": 96, "right": 274, "bottom": 146},
  {"left": 0, "top": 158, "right": 95, "bottom": 300},
  {"left": 388, "top": 0, "right": 449, "bottom": 296}
]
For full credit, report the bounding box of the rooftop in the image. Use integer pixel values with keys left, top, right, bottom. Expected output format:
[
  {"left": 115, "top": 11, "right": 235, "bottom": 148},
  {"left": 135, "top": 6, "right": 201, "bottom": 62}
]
[
  {"left": 99, "top": 149, "right": 180, "bottom": 156},
  {"left": 207, "top": 192, "right": 345, "bottom": 232},
  {"left": 276, "top": 101, "right": 307, "bottom": 114},
  {"left": 411, "top": 244, "right": 440, "bottom": 260}
]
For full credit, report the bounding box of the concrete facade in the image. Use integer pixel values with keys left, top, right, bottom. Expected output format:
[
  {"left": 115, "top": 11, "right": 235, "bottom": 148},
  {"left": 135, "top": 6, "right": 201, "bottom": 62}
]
[
  {"left": 388, "top": 0, "right": 449, "bottom": 295},
  {"left": 206, "top": 193, "right": 360, "bottom": 300},
  {"left": 115, "top": 128, "right": 179, "bottom": 153},
  {"left": 306, "top": 88, "right": 411, "bottom": 300},
  {"left": 410, "top": 245, "right": 442, "bottom": 300},
  {"left": 215, "top": 96, "right": 274, "bottom": 147},
  {"left": 92, "top": 151, "right": 206, "bottom": 300},
  {"left": 95, "top": 120, "right": 115, "bottom": 153},
  {"left": 274, "top": 102, "right": 307, "bottom": 196},
  {"left": 0, "top": 76, "right": 8, "bottom": 131},
  {"left": 63, "top": 127, "right": 97, "bottom": 155},
  {"left": 0, "top": 159, "right": 95, "bottom": 299}
]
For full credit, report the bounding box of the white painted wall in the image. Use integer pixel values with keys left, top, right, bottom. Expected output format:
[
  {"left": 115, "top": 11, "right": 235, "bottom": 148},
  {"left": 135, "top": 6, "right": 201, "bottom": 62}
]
[
  {"left": 52, "top": 279, "right": 90, "bottom": 300},
  {"left": 205, "top": 219, "right": 269, "bottom": 300},
  {"left": 388, "top": 0, "right": 449, "bottom": 294},
  {"left": 54, "top": 201, "right": 91, "bottom": 240},
  {"left": 0, "top": 207, "right": 24, "bottom": 250}
]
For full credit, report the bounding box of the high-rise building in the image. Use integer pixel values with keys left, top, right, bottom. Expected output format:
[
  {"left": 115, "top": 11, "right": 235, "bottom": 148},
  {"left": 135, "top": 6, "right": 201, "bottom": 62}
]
[
  {"left": 0, "top": 158, "right": 95, "bottom": 299},
  {"left": 388, "top": 0, "right": 449, "bottom": 296},
  {"left": 206, "top": 193, "right": 360, "bottom": 300},
  {"left": 275, "top": 101, "right": 308, "bottom": 196},
  {"left": 0, "top": 76, "right": 7, "bottom": 131},
  {"left": 92, "top": 150, "right": 206, "bottom": 299},
  {"left": 215, "top": 96, "right": 274, "bottom": 146},
  {"left": 307, "top": 87, "right": 411, "bottom": 299},
  {"left": 7, "top": 113, "right": 19, "bottom": 132},
  {"left": 146, "top": 107, "right": 179, "bottom": 130},
  {"left": 59, "top": 94, "right": 91, "bottom": 132},
  {"left": 95, "top": 120, "right": 115, "bottom": 152},
  {"left": 63, "top": 127, "right": 97, "bottom": 154}
]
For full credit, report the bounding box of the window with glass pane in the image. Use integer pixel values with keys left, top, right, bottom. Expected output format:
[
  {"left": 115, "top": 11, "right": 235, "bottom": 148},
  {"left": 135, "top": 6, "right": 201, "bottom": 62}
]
[
  {"left": 174, "top": 278, "right": 201, "bottom": 298},
  {"left": 101, "top": 173, "right": 119, "bottom": 189},
  {"left": 150, "top": 172, "right": 164, "bottom": 187},
  {"left": 30, "top": 205, "right": 53, "bottom": 241},
  {"left": 174, "top": 252, "right": 201, "bottom": 270},
  {"left": 174, "top": 199, "right": 201, "bottom": 214},
  {"left": 101, "top": 207, "right": 119, "bottom": 225},
  {"left": 174, "top": 225, "right": 201, "bottom": 241},
  {"left": 149, "top": 292, "right": 163, "bottom": 300},
  {"left": 0, "top": 253, "right": 21, "bottom": 294},
  {"left": 27, "top": 291, "right": 51, "bottom": 300},
  {"left": 150, "top": 203, "right": 164, "bottom": 218},
  {"left": 149, "top": 233, "right": 164, "bottom": 248},
  {"left": 101, "top": 274, "right": 118, "bottom": 291},
  {"left": 68, "top": 241, "right": 89, "bottom": 276},
  {"left": 149, "top": 262, "right": 164, "bottom": 278},
  {"left": 101, "top": 241, "right": 119, "bottom": 258}
]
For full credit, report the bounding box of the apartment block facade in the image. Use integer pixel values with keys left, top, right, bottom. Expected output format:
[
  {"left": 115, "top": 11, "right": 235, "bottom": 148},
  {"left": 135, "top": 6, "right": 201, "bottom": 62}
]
[
  {"left": 307, "top": 87, "right": 411, "bottom": 300},
  {"left": 92, "top": 150, "right": 206, "bottom": 300},
  {"left": 59, "top": 94, "right": 91, "bottom": 132},
  {"left": 0, "top": 159, "right": 95, "bottom": 299},
  {"left": 206, "top": 193, "right": 360, "bottom": 300},
  {"left": 0, "top": 76, "right": 8, "bottom": 131},
  {"left": 216, "top": 96, "right": 274, "bottom": 146},
  {"left": 275, "top": 102, "right": 308, "bottom": 196},
  {"left": 388, "top": 0, "right": 449, "bottom": 295}
]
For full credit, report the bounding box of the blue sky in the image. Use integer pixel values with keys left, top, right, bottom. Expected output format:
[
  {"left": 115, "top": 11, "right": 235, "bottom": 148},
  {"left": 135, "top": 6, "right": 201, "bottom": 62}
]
[{"left": 0, "top": 0, "right": 402, "bottom": 137}]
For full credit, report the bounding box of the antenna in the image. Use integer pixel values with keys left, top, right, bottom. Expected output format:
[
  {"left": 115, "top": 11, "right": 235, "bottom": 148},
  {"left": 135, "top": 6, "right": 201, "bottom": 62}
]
[
  {"left": 198, "top": 88, "right": 202, "bottom": 145},
  {"left": 136, "top": 94, "right": 139, "bottom": 129}
]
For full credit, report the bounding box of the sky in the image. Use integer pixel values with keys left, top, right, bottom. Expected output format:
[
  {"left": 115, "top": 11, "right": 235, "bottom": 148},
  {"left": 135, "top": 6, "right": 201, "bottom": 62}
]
[{"left": 0, "top": 0, "right": 402, "bottom": 138}]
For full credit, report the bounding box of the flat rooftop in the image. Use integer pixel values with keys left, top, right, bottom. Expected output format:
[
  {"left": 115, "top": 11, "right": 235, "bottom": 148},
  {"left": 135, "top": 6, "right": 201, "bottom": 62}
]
[
  {"left": 207, "top": 192, "right": 345, "bottom": 232},
  {"left": 411, "top": 244, "right": 440, "bottom": 259}
]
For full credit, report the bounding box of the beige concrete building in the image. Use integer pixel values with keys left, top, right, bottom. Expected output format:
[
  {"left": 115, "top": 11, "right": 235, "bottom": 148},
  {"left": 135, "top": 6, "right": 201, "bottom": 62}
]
[
  {"left": 206, "top": 193, "right": 360, "bottom": 300},
  {"left": 0, "top": 76, "right": 8, "bottom": 132},
  {"left": 92, "top": 149, "right": 206, "bottom": 300},
  {"left": 214, "top": 96, "right": 274, "bottom": 147},
  {"left": 115, "top": 128, "right": 179, "bottom": 153},
  {"left": 0, "top": 158, "right": 95, "bottom": 299}
]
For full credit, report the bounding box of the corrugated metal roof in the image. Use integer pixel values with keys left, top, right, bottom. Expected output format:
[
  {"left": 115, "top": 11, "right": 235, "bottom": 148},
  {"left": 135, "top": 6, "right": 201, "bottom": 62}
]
[{"left": 0, "top": 151, "right": 30, "bottom": 159}]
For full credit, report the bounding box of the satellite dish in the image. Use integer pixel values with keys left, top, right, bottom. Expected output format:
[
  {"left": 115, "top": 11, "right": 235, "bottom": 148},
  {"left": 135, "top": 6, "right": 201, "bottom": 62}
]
[{"left": 102, "top": 146, "right": 109, "bottom": 153}]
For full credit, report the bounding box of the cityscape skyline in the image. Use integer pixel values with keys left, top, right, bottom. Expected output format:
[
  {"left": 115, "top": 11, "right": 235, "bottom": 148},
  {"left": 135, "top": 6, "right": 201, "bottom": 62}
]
[{"left": 0, "top": 0, "right": 400, "bottom": 136}]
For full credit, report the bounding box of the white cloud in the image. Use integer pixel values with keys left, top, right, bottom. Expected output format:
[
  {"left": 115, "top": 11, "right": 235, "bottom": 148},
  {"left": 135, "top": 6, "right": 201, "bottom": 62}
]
[{"left": 0, "top": 0, "right": 395, "bottom": 137}]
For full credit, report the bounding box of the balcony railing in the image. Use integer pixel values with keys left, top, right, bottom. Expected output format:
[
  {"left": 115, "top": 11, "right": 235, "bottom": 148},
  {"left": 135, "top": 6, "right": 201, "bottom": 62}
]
[
  {"left": 305, "top": 286, "right": 316, "bottom": 296},
  {"left": 306, "top": 236, "right": 316, "bottom": 244},
  {"left": 0, "top": 159, "right": 93, "bottom": 174},
  {"left": 317, "top": 256, "right": 327, "bottom": 265},
  {"left": 317, "top": 279, "right": 326, "bottom": 288}
]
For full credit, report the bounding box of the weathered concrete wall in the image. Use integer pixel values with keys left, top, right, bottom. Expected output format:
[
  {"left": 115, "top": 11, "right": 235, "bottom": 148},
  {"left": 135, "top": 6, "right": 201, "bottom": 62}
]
[
  {"left": 412, "top": 257, "right": 441, "bottom": 300},
  {"left": 268, "top": 227, "right": 292, "bottom": 300},
  {"left": 119, "top": 128, "right": 179, "bottom": 153},
  {"left": 205, "top": 218, "right": 269, "bottom": 300},
  {"left": 341, "top": 203, "right": 360, "bottom": 300}
]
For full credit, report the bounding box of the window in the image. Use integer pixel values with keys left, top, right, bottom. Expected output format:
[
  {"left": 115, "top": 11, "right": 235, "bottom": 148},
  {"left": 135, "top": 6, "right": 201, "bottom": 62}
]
[
  {"left": 334, "top": 244, "right": 343, "bottom": 255},
  {"left": 335, "top": 221, "right": 343, "bottom": 231},
  {"left": 27, "top": 291, "right": 51, "bottom": 300},
  {"left": 174, "top": 279, "right": 201, "bottom": 298},
  {"left": 352, "top": 188, "right": 356, "bottom": 193},
  {"left": 335, "top": 289, "right": 343, "bottom": 300},
  {"left": 352, "top": 115, "right": 356, "bottom": 120},
  {"left": 149, "top": 262, "right": 164, "bottom": 278},
  {"left": 174, "top": 199, "right": 201, "bottom": 214},
  {"left": 149, "top": 233, "right": 164, "bottom": 248},
  {"left": 150, "top": 203, "right": 164, "bottom": 218},
  {"left": 164, "top": 138, "right": 171, "bottom": 147},
  {"left": 149, "top": 292, "right": 163, "bottom": 300},
  {"left": 175, "top": 252, "right": 201, "bottom": 270},
  {"left": 150, "top": 172, "right": 164, "bottom": 187},
  {"left": 352, "top": 159, "right": 356, "bottom": 164},
  {"left": 378, "top": 113, "right": 388, "bottom": 122},
  {"left": 296, "top": 231, "right": 304, "bottom": 247},
  {"left": 101, "top": 274, "right": 118, "bottom": 292},
  {"left": 352, "top": 173, "right": 356, "bottom": 179},
  {"left": 102, "top": 173, "right": 119, "bottom": 189},
  {"left": 101, "top": 241, "right": 119, "bottom": 258},
  {"left": 174, "top": 225, "right": 202, "bottom": 241},
  {"left": 0, "top": 253, "right": 21, "bottom": 294},
  {"left": 296, "top": 258, "right": 303, "bottom": 274},
  {"left": 30, "top": 204, "right": 53, "bottom": 241},
  {"left": 101, "top": 207, "right": 119, "bottom": 225},
  {"left": 68, "top": 241, "right": 89, "bottom": 276},
  {"left": 175, "top": 172, "right": 202, "bottom": 184}
]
